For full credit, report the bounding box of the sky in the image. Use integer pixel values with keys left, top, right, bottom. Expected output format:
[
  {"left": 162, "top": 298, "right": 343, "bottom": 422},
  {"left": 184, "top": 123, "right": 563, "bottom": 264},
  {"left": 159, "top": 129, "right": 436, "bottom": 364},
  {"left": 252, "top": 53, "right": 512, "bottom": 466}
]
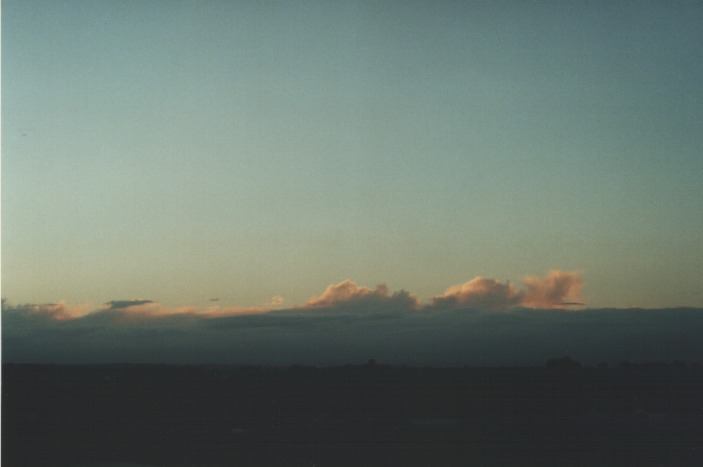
[{"left": 3, "top": 1, "right": 703, "bottom": 317}]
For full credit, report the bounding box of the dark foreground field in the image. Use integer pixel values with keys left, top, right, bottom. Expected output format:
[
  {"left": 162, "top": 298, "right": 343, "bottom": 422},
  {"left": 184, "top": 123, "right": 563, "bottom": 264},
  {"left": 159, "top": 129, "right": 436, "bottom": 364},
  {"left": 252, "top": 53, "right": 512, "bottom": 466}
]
[{"left": 4, "top": 363, "right": 703, "bottom": 466}]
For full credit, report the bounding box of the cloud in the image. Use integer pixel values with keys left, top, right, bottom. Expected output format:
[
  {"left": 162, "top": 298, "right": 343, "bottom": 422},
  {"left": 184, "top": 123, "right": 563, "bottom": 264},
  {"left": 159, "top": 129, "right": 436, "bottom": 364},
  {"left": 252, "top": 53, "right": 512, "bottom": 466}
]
[
  {"left": 304, "top": 280, "right": 420, "bottom": 311},
  {"left": 521, "top": 270, "right": 583, "bottom": 309},
  {"left": 105, "top": 299, "right": 154, "bottom": 310},
  {"left": 431, "top": 270, "right": 583, "bottom": 311},
  {"left": 266, "top": 295, "right": 286, "bottom": 307},
  {"left": 1, "top": 301, "right": 97, "bottom": 320},
  {"left": 112, "top": 302, "right": 270, "bottom": 319},
  {"left": 0, "top": 299, "right": 272, "bottom": 326},
  {"left": 1, "top": 271, "right": 580, "bottom": 324},
  {"left": 199, "top": 305, "right": 270, "bottom": 317},
  {"left": 431, "top": 277, "right": 523, "bottom": 311}
]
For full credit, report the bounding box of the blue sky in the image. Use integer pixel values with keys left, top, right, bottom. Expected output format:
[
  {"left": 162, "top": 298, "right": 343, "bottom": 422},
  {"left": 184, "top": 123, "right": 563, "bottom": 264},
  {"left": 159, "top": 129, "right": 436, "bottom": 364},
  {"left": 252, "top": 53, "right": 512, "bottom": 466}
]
[{"left": 3, "top": 1, "right": 703, "bottom": 310}]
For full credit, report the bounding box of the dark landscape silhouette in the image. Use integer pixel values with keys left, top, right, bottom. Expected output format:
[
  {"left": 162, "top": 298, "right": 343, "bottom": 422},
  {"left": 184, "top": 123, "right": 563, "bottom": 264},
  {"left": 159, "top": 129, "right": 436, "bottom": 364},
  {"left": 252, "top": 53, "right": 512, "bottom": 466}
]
[{"left": 4, "top": 360, "right": 703, "bottom": 466}]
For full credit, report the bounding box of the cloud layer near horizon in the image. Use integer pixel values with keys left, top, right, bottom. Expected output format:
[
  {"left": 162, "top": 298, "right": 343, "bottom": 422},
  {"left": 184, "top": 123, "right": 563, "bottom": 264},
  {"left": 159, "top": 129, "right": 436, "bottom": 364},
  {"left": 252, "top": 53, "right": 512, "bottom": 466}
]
[
  {"left": 4, "top": 270, "right": 584, "bottom": 320},
  {"left": 4, "top": 271, "right": 702, "bottom": 366}
]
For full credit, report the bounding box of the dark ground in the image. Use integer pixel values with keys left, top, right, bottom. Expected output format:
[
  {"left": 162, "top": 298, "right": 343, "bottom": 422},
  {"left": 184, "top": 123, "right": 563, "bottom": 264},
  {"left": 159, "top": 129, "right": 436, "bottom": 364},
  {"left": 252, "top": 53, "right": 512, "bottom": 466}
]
[{"left": 4, "top": 362, "right": 703, "bottom": 466}]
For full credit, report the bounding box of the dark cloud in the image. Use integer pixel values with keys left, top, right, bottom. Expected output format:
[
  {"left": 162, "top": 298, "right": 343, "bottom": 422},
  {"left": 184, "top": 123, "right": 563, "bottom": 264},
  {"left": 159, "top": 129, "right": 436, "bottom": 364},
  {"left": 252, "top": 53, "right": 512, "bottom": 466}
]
[
  {"left": 105, "top": 299, "right": 154, "bottom": 309},
  {"left": 4, "top": 303, "right": 703, "bottom": 367}
]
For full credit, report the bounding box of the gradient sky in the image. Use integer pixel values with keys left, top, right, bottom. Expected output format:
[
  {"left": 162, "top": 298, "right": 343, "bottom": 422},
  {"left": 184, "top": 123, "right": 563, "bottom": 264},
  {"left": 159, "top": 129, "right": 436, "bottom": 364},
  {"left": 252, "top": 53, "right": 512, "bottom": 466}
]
[{"left": 3, "top": 1, "right": 703, "bottom": 310}]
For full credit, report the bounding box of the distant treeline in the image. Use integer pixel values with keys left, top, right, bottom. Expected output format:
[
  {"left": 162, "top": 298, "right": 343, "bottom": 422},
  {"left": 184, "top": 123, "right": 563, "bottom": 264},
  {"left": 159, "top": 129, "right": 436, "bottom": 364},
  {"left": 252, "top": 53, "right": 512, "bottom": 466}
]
[
  {"left": 5, "top": 356, "right": 702, "bottom": 372},
  {"left": 544, "top": 355, "right": 703, "bottom": 369}
]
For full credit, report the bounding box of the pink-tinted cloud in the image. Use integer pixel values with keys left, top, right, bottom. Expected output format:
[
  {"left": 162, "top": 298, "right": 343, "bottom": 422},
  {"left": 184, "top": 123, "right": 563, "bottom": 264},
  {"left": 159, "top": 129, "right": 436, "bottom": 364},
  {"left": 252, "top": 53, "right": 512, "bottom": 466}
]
[
  {"left": 106, "top": 301, "right": 268, "bottom": 319},
  {"left": 305, "top": 280, "right": 388, "bottom": 307},
  {"left": 431, "top": 270, "right": 584, "bottom": 311},
  {"left": 521, "top": 270, "right": 584, "bottom": 309},
  {"left": 304, "top": 280, "right": 420, "bottom": 310},
  {"left": 199, "top": 305, "right": 271, "bottom": 317},
  {"left": 9, "top": 301, "right": 97, "bottom": 320},
  {"left": 431, "top": 277, "right": 523, "bottom": 311}
]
